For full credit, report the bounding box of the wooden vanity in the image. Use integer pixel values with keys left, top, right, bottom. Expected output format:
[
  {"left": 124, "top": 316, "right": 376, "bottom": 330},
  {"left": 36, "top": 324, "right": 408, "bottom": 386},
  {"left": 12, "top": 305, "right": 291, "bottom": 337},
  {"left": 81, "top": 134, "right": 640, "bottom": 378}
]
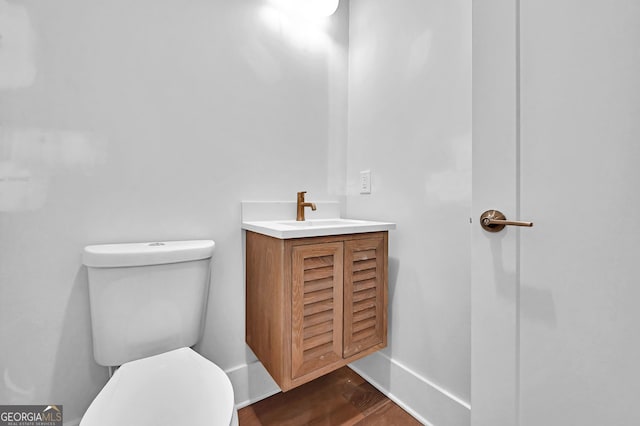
[{"left": 245, "top": 231, "right": 389, "bottom": 391}]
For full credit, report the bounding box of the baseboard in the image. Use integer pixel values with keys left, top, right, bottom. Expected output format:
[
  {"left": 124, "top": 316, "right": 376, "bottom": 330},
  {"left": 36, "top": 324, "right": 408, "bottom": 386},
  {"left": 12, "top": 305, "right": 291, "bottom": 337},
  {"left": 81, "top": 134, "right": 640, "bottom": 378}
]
[
  {"left": 225, "top": 360, "right": 280, "bottom": 409},
  {"left": 349, "top": 352, "right": 471, "bottom": 426}
]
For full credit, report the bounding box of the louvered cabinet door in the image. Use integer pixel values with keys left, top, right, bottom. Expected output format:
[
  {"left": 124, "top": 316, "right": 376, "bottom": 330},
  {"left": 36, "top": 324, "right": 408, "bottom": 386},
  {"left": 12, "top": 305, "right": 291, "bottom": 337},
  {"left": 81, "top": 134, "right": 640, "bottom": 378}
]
[
  {"left": 291, "top": 242, "right": 344, "bottom": 379},
  {"left": 343, "top": 236, "right": 387, "bottom": 358}
]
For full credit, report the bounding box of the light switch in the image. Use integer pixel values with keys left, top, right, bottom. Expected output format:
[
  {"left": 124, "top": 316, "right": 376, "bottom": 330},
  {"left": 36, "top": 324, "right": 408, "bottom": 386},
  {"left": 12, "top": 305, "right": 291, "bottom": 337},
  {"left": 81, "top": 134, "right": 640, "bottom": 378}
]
[{"left": 360, "top": 170, "right": 371, "bottom": 194}]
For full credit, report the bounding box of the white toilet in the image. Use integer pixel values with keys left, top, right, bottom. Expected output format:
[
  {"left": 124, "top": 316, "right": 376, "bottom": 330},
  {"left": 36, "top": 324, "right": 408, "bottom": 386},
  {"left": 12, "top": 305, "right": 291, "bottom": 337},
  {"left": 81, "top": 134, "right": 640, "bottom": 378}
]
[{"left": 80, "top": 240, "right": 238, "bottom": 426}]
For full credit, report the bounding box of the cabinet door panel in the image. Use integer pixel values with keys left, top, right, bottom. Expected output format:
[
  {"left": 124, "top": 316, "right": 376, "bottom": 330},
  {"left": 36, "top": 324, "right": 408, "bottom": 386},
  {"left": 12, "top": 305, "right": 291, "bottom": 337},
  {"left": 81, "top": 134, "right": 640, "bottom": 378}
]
[
  {"left": 291, "top": 242, "right": 344, "bottom": 379},
  {"left": 343, "top": 237, "right": 386, "bottom": 358}
]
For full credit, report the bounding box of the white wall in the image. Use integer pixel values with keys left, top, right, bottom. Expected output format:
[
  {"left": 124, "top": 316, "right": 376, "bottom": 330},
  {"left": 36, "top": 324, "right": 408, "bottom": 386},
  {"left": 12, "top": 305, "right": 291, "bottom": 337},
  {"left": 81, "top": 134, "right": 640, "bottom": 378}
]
[
  {"left": 0, "top": 0, "right": 348, "bottom": 422},
  {"left": 346, "top": 1, "right": 471, "bottom": 425}
]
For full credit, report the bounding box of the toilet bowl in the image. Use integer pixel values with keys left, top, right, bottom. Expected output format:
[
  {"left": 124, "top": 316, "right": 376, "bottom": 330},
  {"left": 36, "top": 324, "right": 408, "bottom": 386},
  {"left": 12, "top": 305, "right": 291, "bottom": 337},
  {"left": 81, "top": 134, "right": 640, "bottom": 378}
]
[
  {"left": 80, "top": 240, "right": 237, "bottom": 426},
  {"left": 81, "top": 348, "right": 237, "bottom": 426}
]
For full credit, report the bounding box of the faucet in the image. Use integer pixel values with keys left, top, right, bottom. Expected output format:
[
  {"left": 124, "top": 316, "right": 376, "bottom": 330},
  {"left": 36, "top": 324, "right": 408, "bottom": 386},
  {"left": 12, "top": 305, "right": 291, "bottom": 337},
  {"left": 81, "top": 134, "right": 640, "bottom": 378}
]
[{"left": 296, "top": 191, "right": 316, "bottom": 221}]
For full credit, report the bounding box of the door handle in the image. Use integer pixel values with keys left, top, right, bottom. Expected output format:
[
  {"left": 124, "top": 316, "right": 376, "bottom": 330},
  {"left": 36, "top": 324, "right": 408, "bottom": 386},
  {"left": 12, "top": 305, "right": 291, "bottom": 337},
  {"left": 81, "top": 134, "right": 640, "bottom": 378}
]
[{"left": 480, "top": 210, "right": 533, "bottom": 232}]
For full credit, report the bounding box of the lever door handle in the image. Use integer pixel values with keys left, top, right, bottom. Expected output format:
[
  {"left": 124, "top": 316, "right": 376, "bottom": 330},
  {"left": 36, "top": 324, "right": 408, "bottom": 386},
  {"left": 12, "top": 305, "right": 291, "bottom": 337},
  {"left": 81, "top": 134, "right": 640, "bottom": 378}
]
[{"left": 480, "top": 210, "right": 533, "bottom": 232}]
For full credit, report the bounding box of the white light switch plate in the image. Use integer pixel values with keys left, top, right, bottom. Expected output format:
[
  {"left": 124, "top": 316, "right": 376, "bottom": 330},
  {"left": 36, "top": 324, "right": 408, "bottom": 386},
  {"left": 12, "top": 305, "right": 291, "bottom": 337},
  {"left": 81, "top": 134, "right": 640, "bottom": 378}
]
[{"left": 360, "top": 170, "right": 371, "bottom": 194}]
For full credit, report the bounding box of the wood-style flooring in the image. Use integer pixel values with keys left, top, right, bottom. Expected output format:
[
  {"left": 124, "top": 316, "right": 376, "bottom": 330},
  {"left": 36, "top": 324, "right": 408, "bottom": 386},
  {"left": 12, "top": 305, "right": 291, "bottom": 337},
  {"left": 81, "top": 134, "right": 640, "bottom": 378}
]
[{"left": 238, "top": 367, "right": 422, "bottom": 425}]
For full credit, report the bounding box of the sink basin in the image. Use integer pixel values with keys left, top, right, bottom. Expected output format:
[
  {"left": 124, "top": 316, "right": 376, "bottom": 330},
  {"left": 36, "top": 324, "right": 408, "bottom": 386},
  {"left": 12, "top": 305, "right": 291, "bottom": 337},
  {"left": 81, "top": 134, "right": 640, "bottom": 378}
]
[
  {"left": 277, "top": 219, "right": 363, "bottom": 228},
  {"left": 242, "top": 218, "right": 396, "bottom": 239}
]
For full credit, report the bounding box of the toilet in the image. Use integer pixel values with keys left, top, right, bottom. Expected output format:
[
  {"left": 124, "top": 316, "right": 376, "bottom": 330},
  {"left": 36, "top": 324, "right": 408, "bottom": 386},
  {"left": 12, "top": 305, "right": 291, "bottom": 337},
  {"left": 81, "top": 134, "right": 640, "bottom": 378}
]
[{"left": 80, "top": 240, "right": 238, "bottom": 426}]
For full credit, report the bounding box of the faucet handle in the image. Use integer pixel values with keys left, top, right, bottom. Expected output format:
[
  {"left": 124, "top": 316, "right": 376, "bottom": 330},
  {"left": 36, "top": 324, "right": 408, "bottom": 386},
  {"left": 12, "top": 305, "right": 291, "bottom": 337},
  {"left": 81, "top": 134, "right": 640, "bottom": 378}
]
[{"left": 297, "top": 191, "right": 307, "bottom": 200}]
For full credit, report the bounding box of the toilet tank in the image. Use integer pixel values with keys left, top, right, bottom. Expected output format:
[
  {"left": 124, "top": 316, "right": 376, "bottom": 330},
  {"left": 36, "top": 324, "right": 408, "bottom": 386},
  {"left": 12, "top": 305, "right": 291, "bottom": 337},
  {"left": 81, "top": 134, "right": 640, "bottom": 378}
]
[{"left": 83, "top": 240, "right": 215, "bottom": 366}]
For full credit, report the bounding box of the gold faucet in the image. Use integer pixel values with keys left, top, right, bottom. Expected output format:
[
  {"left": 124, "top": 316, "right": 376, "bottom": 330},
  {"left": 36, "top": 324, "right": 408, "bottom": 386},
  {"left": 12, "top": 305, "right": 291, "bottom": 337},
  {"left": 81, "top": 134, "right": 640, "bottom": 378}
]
[{"left": 296, "top": 191, "right": 317, "bottom": 221}]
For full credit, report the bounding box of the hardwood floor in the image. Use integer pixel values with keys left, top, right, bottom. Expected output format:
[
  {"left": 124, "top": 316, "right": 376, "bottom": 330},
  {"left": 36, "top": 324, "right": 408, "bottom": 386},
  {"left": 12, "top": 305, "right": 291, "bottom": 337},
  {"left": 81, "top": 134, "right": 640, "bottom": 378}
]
[{"left": 238, "top": 367, "right": 422, "bottom": 425}]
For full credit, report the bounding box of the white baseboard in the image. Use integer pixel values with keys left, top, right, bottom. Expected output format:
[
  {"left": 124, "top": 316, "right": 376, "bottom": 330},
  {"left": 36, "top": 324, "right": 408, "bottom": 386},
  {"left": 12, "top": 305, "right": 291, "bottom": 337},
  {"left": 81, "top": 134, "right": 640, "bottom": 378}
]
[
  {"left": 225, "top": 360, "right": 280, "bottom": 409},
  {"left": 349, "top": 352, "right": 471, "bottom": 426}
]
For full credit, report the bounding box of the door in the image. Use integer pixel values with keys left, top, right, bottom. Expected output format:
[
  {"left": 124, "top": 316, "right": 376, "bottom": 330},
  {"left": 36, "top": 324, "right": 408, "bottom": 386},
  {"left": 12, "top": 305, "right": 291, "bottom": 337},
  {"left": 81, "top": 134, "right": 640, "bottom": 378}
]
[
  {"left": 472, "top": 1, "right": 640, "bottom": 425},
  {"left": 291, "top": 242, "right": 344, "bottom": 379},
  {"left": 343, "top": 235, "right": 387, "bottom": 358}
]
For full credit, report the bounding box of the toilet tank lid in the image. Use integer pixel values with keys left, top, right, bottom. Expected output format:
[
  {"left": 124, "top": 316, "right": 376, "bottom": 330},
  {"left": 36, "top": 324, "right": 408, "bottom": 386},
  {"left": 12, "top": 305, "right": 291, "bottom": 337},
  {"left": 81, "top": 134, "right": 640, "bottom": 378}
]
[{"left": 83, "top": 240, "right": 215, "bottom": 268}]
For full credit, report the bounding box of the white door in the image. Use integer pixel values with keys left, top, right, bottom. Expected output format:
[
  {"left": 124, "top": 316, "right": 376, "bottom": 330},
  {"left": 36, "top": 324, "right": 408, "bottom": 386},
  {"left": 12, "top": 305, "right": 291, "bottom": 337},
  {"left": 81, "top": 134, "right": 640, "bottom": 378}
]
[{"left": 472, "top": 1, "right": 640, "bottom": 425}]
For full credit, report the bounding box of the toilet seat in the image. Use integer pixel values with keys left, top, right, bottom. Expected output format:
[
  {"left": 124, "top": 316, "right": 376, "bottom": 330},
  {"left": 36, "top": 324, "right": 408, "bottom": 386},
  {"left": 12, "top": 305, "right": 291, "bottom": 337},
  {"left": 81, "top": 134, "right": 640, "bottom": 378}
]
[{"left": 80, "top": 347, "right": 235, "bottom": 426}]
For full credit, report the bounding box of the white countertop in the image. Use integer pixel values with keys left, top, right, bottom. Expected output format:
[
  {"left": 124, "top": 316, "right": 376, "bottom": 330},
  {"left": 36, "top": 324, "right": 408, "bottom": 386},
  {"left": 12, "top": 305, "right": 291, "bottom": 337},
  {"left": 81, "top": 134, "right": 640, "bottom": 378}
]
[{"left": 242, "top": 218, "right": 396, "bottom": 239}]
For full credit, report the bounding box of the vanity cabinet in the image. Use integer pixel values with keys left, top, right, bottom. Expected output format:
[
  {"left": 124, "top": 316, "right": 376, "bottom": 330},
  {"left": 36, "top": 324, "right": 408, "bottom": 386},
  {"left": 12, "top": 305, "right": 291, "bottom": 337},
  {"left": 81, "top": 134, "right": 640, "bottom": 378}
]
[{"left": 245, "top": 231, "right": 388, "bottom": 391}]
